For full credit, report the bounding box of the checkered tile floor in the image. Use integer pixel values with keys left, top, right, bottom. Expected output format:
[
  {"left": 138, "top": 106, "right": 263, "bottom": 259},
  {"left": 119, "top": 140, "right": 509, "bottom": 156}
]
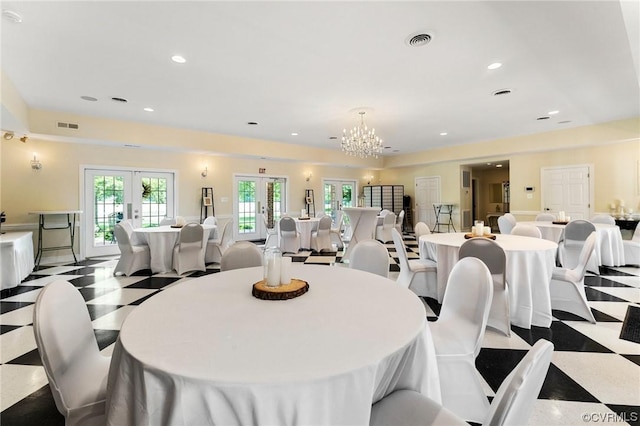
[{"left": 1, "top": 235, "right": 639, "bottom": 425}]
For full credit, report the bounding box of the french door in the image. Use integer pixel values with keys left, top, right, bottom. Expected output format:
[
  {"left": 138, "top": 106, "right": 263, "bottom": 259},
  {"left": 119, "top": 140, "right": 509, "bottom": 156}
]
[
  {"left": 234, "top": 175, "right": 287, "bottom": 241},
  {"left": 323, "top": 180, "right": 356, "bottom": 220},
  {"left": 83, "top": 168, "right": 175, "bottom": 257}
]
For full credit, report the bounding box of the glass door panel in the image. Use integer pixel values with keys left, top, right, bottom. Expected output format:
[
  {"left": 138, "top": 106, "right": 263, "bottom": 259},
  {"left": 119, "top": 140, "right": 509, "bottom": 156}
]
[
  {"left": 323, "top": 180, "right": 355, "bottom": 221},
  {"left": 235, "top": 176, "right": 286, "bottom": 241}
]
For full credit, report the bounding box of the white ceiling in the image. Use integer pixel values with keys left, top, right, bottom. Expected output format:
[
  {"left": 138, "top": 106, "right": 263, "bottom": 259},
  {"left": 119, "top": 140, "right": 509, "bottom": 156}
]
[{"left": 1, "top": 1, "right": 638, "bottom": 156}]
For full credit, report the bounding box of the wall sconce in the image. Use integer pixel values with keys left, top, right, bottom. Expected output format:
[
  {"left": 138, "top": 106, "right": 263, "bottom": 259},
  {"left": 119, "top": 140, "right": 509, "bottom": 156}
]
[
  {"left": 366, "top": 175, "right": 373, "bottom": 185},
  {"left": 2, "top": 131, "right": 14, "bottom": 140},
  {"left": 201, "top": 166, "right": 208, "bottom": 177},
  {"left": 31, "top": 153, "right": 42, "bottom": 171},
  {"left": 20, "top": 136, "right": 28, "bottom": 143},
  {"left": 305, "top": 172, "right": 312, "bottom": 182}
]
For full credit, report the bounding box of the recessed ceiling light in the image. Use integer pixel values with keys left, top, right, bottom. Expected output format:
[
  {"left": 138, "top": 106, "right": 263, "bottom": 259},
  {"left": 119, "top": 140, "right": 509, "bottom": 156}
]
[
  {"left": 111, "top": 97, "right": 128, "bottom": 103},
  {"left": 247, "top": 122, "right": 258, "bottom": 126},
  {"left": 492, "top": 89, "right": 512, "bottom": 96},
  {"left": 393, "top": 149, "right": 399, "bottom": 152},
  {"left": 143, "top": 107, "right": 154, "bottom": 112},
  {"left": 487, "top": 163, "right": 492, "bottom": 166},
  {"left": 487, "top": 62, "right": 502, "bottom": 70},
  {"left": 328, "top": 136, "right": 338, "bottom": 140},
  {"left": 440, "top": 132, "right": 448, "bottom": 136},
  {"left": 2, "top": 10, "right": 23, "bottom": 23},
  {"left": 384, "top": 146, "right": 392, "bottom": 149},
  {"left": 171, "top": 55, "right": 186, "bottom": 64},
  {"left": 291, "top": 132, "right": 298, "bottom": 136},
  {"left": 496, "top": 164, "right": 503, "bottom": 168},
  {"left": 548, "top": 110, "right": 559, "bottom": 115},
  {"left": 558, "top": 120, "right": 572, "bottom": 124},
  {"left": 536, "top": 116, "right": 550, "bottom": 120},
  {"left": 80, "top": 96, "right": 97, "bottom": 102}
]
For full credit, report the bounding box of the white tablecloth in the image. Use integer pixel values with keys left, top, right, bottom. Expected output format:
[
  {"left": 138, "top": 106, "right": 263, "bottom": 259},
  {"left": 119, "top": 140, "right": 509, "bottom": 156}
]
[
  {"left": 0, "top": 232, "right": 34, "bottom": 289},
  {"left": 133, "top": 224, "right": 216, "bottom": 273},
  {"left": 106, "top": 264, "right": 440, "bottom": 426},
  {"left": 294, "top": 217, "right": 320, "bottom": 249},
  {"left": 342, "top": 207, "right": 381, "bottom": 260},
  {"left": 420, "top": 233, "right": 557, "bottom": 328},
  {"left": 518, "top": 221, "right": 625, "bottom": 271}
]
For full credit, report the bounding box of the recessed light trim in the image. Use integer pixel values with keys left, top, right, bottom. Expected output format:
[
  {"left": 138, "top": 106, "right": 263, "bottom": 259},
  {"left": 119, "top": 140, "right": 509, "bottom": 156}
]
[
  {"left": 487, "top": 62, "right": 502, "bottom": 70},
  {"left": 80, "top": 96, "right": 97, "bottom": 102},
  {"left": 171, "top": 55, "right": 186, "bottom": 64},
  {"left": 247, "top": 122, "right": 258, "bottom": 126},
  {"left": 492, "top": 89, "right": 512, "bottom": 96},
  {"left": 558, "top": 120, "right": 572, "bottom": 124},
  {"left": 329, "top": 136, "right": 338, "bottom": 140},
  {"left": 2, "top": 10, "right": 23, "bottom": 23},
  {"left": 496, "top": 164, "right": 503, "bottom": 168},
  {"left": 548, "top": 110, "right": 559, "bottom": 115},
  {"left": 536, "top": 116, "right": 550, "bottom": 120},
  {"left": 291, "top": 132, "right": 298, "bottom": 136},
  {"left": 143, "top": 107, "right": 154, "bottom": 112},
  {"left": 440, "top": 132, "right": 448, "bottom": 136},
  {"left": 111, "top": 97, "right": 128, "bottom": 103}
]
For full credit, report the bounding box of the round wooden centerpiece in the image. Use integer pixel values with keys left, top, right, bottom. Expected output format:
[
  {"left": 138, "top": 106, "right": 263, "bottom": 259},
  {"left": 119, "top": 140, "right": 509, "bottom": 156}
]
[
  {"left": 252, "top": 278, "right": 309, "bottom": 300},
  {"left": 464, "top": 233, "right": 497, "bottom": 240}
]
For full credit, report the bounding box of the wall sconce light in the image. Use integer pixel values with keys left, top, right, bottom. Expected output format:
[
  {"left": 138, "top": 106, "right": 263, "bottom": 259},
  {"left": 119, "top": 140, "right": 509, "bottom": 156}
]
[
  {"left": 366, "top": 175, "right": 373, "bottom": 185},
  {"left": 2, "top": 131, "right": 14, "bottom": 140},
  {"left": 20, "top": 136, "right": 28, "bottom": 143},
  {"left": 305, "top": 172, "right": 312, "bottom": 182},
  {"left": 201, "top": 166, "right": 208, "bottom": 177},
  {"left": 31, "top": 153, "right": 42, "bottom": 171}
]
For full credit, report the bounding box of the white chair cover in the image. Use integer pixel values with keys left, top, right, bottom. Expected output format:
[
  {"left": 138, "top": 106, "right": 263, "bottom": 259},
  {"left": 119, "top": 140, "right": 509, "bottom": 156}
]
[
  {"left": 430, "top": 257, "right": 494, "bottom": 423},
  {"left": 33, "top": 280, "right": 111, "bottom": 426},
  {"left": 370, "top": 339, "right": 554, "bottom": 426},
  {"left": 349, "top": 239, "right": 389, "bottom": 278},
  {"left": 551, "top": 232, "right": 597, "bottom": 323},
  {"left": 459, "top": 237, "right": 511, "bottom": 336},
  {"left": 376, "top": 212, "right": 396, "bottom": 243},
  {"left": 329, "top": 211, "right": 345, "bottom": 249},
  {"left": 504, "top": 213, "right": 517, "bottom": 225},
  {"left": 113, "top": 222, "right": 151, "bottom": 276},
  {"left": 159, "top": 217, "right": 175, "bottom": 226},
  {"left": 558, "top": 220, "right": 596, "bottom": 270},
  {"left": 379, "top": 209, "right": 391, "bottom": 216},
  {"left": 203, "top": 216, "right": 217, "bottom": 226},
  {"left": 173, "top": 223, "right": 206, "bottom": 275},
  {"left": 535, "top": 213, "right": 556, "bottom": 221},
  {"left": 395, "top": 210, "right": 405, "bottom": 234},
  {"left": 498, "top": 216, "right": 514, "bottom": 234},
  {"left": 279, "top": 216, "right": 301, "bottom": 253},
  {"left": 591, "top": 214, "right": 615, "bottom": 225},
  {"left": 206, "top": 220, "right": 234, "bottom": 264},
  {"left": 511, "top": 224, "right": 542, "bottom": 238},
  {"left": 414, "top": 222, "right": 431, "bottom": 239},
  {"left": 220, "top": 241, "right": 263, "bottom": 271},
  {"left": 623, "top": 222, "right": 640, "bottom": 266},
  {"left": 311, "top": 215, "right": 333, "bottom": 252},
  {"left": 392, "top": 228, "right": 437, "bottom": 299}
]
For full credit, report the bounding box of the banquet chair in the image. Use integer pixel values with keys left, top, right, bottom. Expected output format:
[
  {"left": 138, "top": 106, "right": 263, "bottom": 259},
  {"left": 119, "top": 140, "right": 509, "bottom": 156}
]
[
  {"left": 459, "top": 237, "right": 511, "bottom": 336},
  {"left": 33, "top": 280, "right": 111, "bottom": 426},
  {"left": 262, "top": 213, "right": 278, "bottom": 248},
  {"left": 376, "top": 212, "right": 396, "bottom": 243},
  {"left": 429, "top": 257, "right": 494, "bottom": 423},
  {"left": 497, "top": 216, "right": 515, "bottom": 234},
  {"left": 380, "top": 209, "right": 391, "bottom": 216},
  {"left": 392, "top": 228, "right": 437, "bottom": 299},
  {"left": 535, "top": 213, "right": 556, "bottom": 221},
  {"left": 113, "top": 222, "right": 151, "bottom": 276},
  {"left": 370, "top": 339, "right": 554, "bottom": 426},
  {"left": 159, "top": 217, "right": 175, "bottom": 226},
  {"left": 173, "top": 223, "right": 206, "bottom": 275},
  {"left": 311, "top": 215, "right": 333, "bottom": 252},
  {"left": 203, "top": 215, "right": 217, "bottom": 226},
  {"left": 329, "top": 211, "right": 345, "bottom": 249},
  {"left": 511, "top": 224, "right": 542, "bottom": 238},
  {"left": 623, "top": 222, "right": 640, "bottom": 266},
  {"left": 279, "top": 216, "right": 301, "bottom": 253},
  {"left": 414, "top": 221, "right": 431, "bottom": 239},
  {"left": 558, "top": 220, "right": 596, "bottom": 270},
  {"left": 349, "top": 240, "right": 389, "bottom": 278},
  {"left": 504, "top": 213, "right": 517, "bottom": 225},
  {"left": 220, "top": 241, "right": 263, "bottom": 271},
  {"left": 395, "top": 210, "right": 405, "bottom": 234},
  {"left": 551, "top": 232, "right": 597, "bottom": 323},
  {"left": 117, "top": 219, "right": 144, "bottom": 245},
  {"left": 205, "top": 219, "right": 234, "bottom": 264},
  {"left": 591, "top": 214, "right": 615, "bottom": 225}
]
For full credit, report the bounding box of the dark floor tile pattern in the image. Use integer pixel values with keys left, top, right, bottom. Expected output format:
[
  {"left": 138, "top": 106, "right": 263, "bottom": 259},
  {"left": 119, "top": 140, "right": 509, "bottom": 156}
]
[{"left": 1, "top": 233, "right": 638, "bottom": 425}]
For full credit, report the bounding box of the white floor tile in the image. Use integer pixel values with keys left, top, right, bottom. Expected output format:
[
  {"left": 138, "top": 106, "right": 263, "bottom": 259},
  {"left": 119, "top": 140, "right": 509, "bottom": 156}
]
[
  {"left": 591, "top": 286, "right": 640, "bottom": 303},
  {"left": 85, "top": 288, "right": 156, "bottom": 306},
  {"left": 84, "top": 276, "right": 147, "bottom": 289},
  {"left": 0, "top": 364, "right": 48, "bottom": 411},
  {"left": 304, "top": 256, "right": 336, "bottom": 264},
  {"left": 31, "top": 265, "right": 85, "bottom": 275},
  {"left": 18, "top": 275, "right": 83, "bottom": 287},
  {"left": 589, "top": 301, "right": 634, "bottom": 321},
  {"left": 528, "top": 400, "right": 620, "bottom": 426},
  {"left": 565, "top": 321, "right": 640, "bottom": 355},
  {"left": 91, "top": 305, "right": 136, "bottom": 330},
  {"left": 0, "top": 305, "right": 35, "bottom": 326},
  {"left": 0, "top": 326, "right": 37, "bottom": 364},
  {"left": 602, "top": 275, "right": 640, "bottom": 288}
]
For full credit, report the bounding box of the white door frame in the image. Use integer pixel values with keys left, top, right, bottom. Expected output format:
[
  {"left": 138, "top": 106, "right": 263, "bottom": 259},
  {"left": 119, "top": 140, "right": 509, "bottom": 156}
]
[
  {"left": 415, "top": 176, "right": 441, "bottom": 229},
  {"left": 540, "top": 164, "right": 593, "bottom": 219}
]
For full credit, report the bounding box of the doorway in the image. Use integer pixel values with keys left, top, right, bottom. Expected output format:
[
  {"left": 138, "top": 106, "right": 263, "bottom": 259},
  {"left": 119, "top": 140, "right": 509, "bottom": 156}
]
[
  {"left": 234, "top": 175, "right": 287, "bottom": 241},
  {"left": 83, "top": 168, "right": 175, "bottom": 257},
  {"left": 323, "top": 180, "right": 356, "bottom": 220},
  {"left": 415, "top": 176, "right": 441, "bottom": 229},
  {"left": 541, "top": 165, "right": 592, "bottom": 219}
]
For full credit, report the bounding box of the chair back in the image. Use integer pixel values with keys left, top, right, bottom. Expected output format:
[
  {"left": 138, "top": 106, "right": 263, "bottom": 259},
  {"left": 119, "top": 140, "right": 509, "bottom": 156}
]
[
  {"left": 590, "top": 214, "right": 615, "bottom": 225},
  {"left": 382, "top": 212, "right": 396, "bottom": 228},
  {"left": 572, "top": 232, "right": 597, "bottom": 277},
  {"left": 498, "top": 216, "right": 515, "bottom": 234},
  {"left": 334, "top": 210, "right": 344, "bottom": 230},
  {"left": 396, "top": 210, "right": 405, "bottom": 226},
  {"left": 113, "top": 223, "right": 133, "bottom": 253},
  {"left": 179, "top": 223, "right": 204, "bottom": 246},
  {"left": 511, "top": 224, "right": 542, "bottom": 238},
  {"left": 504, "top": 213, "right": 517, "bottom": 225},
  {"left": 221, "top": 241, "right": 263, "bottom": 271},
  {"left": 280, "top": 216, "right": 297, "bottom": 233},
  {"left": 484, "top": 339, "right": 554, "bottom": 425},
  {"left": 380, "top": 209, "right": 391, "bottom": 216},
  {"left": 392, "top": 228, "right": 410, "bottom": 272},
  {"left": 439, "top": 257, "right": 493, "bottom": 357},
  {"left": 33, "top": 280, "right": 105, "bottom": 417},
  {"left": 159, "top": 217, "right": 175, "bottom": 226},
  {"left": 203, "top": 216, "right": 217, "bottom": 226},
  {"left": 218, "top": 219, "right": 234, "bottom": 247},
  {"left": 459, "top": 238, "right": 506, "bottom": 287},
  {"left": 535, "top": 213, "right": 556, "bottom": 221},
  {"left": 414, "top": 222, "right": 431, "bottom": 239},
  {"left": 317, "top": 215, "right": 332, "bottom": 233},
  {"left": 350, "top": 240, "right": 389, "bottom": 278},
  {"left": 633, "top": 221, "right": 640, "bottom": 242},
  {"left": 564, "top": 220, "right": 596, "bottom": 242}
]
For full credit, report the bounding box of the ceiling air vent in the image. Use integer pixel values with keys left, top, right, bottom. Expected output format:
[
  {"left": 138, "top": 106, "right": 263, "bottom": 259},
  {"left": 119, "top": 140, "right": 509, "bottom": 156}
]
[
  {"left": 57, "top": 122, "right": 79, "bottom": 129},
  {"left": 406, "top": 32, "right": 432, "bottom": 47},
  {"left": 492, "top": 89, "right": 512, "bottom": 96}
]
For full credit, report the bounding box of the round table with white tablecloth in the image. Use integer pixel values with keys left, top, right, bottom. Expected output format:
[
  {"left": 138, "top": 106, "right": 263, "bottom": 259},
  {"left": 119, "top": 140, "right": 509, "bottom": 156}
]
[
  {"left": 420, "top": 233, "right": 558, "bottom": 329},
  {"left": 106, "top": 264, "right": 440, "bottom": 426}
]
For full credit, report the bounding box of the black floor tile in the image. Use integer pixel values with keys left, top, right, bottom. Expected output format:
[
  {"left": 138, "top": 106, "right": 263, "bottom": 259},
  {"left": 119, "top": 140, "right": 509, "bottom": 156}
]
[
  {"left": 544, "top": 321, "right": 612, "bottom": 353},
  {"left": 7, "top": 348, "right": 42, "bottom": 366},
  {"left": 94, "top": 329, "right": 120, "bottom": 351},
  {"left": 585, "top": 287, "right": 629, "bottom": 302},
  {"left": 59, "top": 266, "right": 99, "bottom": 275},
  {"left": 0, "top": 385, "right": 64, "bottom": 426},
  {"left": 128, "top": 291, "right": 160, "bottom": 306},
  {"left": 76, "top": 287, "right": 118, "bottom": 302},
  {"left": 599, "top": 267, "right": 637, "bottom": 276},
  {"left": 538, "top": 363, "right": 599, "bottom": 403},
  {"left": 0, "top": 301, "right": 33, "bottom": 314},
  {"left": 0, "top": 324, "right": 22, "bottom": 335},
  {"left": 606, "top": 405, "right": 640, "bottom": 426},
  {"left": 622, "top": 354, "right": 640, "bottom": 367},
  {"left": 125, "top": 276, "right": 181, "bottom": 290},
  {"left": 0, "top": 286, "right": 41, "bottom": 299},
  {"left": 85, "top": 304, "right": 122, "bottom": 321},
  {"left": 585, "top": 275, "right": 636, "bottom": 288},
  {"left": 67, "top": 275, "right": 106, "bottom": 287},
  {"left": 476, "top": 347, "right": 528, "bottom": 392}
]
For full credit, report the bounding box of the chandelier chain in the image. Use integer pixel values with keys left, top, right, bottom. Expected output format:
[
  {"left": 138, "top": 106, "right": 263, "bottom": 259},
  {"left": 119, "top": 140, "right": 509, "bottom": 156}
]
[{"left": 341, "top": 112, "right": 383, "bottom": 159}]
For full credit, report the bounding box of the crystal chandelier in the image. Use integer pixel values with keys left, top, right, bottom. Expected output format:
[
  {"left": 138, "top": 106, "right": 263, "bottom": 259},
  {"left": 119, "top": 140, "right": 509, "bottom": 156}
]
[{"left": 341, "top": 112, "right": 383, "bottom": 158}]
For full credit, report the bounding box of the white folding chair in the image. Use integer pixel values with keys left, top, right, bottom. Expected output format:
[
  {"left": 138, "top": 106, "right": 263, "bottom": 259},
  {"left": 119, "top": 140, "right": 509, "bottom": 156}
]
[
  {"left": 535, "top": 213, "right": 556, "bottom": 221},
  {"left": 205, "top": 219, "right": 234, "bottom": 264},
  {"left": 558, "top": 219, "right": 596, "bottom": 270},
  {"left": 511, "top": 224, "right": 542, "bottom": 238},
  {"left": 262, "top": 213, "right": 278, "bottom": 248},
  {"left": 279, "top": 216, "right": 301, "bottom": 253},
  {"left": 113, "top": 222, "right": 151, "bottom": 276},
  {"left": 551, "top": 232, "right": 597, "bottom": 323},
  {"left": 590, "top": 214, "right": 615, "bottom": 225},
  {"left": 220, "top": 241, "right": 263, "bottom": 271},
  {"left": 497, "top": 216, "right": 514, "bottom": 234},
  {"left": 173, "top": 223, "right": 206, "bottom": 275},
  {"left": 370, "top": 339, "right": 554, "bottom": 426},
  {"left": 623, "top": 222, "right": 640, "bottom": 266},
  {"left": 349, "top": 240, "right": 389, "bottom": 278},
  {"left": 392, "top": 228, "right": 437, "bottom": 299},
  {"left": 429, "top": 257, "right": 494, "bottom": 423},
  {"left": 33, "top": 280, "right": 111, "bottom": 426},
  {"left": 311, "top": 215, "right": 333, "bottom": 252},
  {"left": 376, "top": 212, "right": 396, "bottom": 243},
  {"left": 459, "top": 237, "right": 511, "bottom": 336},
  {"left": 395, "top": 210, "right": 405, "bottom": 234}
]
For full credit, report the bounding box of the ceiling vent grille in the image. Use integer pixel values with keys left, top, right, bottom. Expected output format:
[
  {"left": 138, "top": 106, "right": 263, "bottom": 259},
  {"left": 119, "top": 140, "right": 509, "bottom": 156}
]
[
  {"left": 57, "top": 122, "right": 79, "bottom": 129},
  {"left": 406, "top": 33, "right": 432, "bottom": 47}
]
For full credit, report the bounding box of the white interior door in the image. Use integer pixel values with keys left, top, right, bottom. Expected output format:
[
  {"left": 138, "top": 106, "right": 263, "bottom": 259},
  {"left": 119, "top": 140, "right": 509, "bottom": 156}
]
[
  {"left": 541, "top": 165, "right": 592, "bottom": 219},
  {"left": 83, "top": 168, "right": 175, "bottom": 257},
  {"left": 415, "top": 176, "right": 440, "bottom": 229},
  {"left": 234, "top": 175, "right": 286, "bottom": 241}
]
